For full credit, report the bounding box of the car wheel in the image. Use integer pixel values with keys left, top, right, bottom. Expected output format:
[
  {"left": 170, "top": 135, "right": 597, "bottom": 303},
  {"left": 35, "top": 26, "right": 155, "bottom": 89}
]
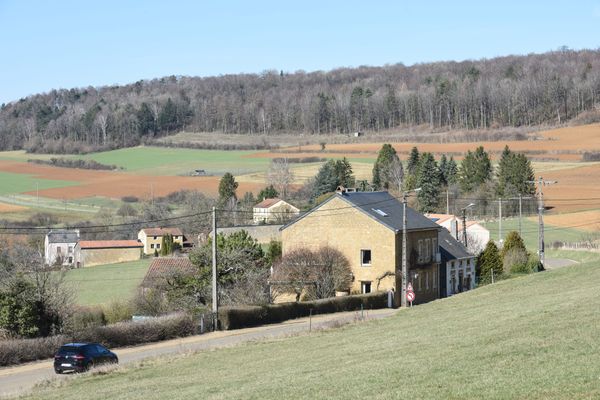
[
  {"left": 55, "top": 369, "right": 62, "bottom": 375},
  {"left": 86, "top": 361, "right": 94, "bottom": 371}
]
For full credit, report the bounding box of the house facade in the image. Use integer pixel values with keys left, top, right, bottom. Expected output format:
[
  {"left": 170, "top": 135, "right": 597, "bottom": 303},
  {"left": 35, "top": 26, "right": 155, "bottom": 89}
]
[
  {"left": 426, "top": 213, "right": 490, "bottom": 253},
  {"left": 253, "top": 198, "right": 300, "bottom": 224},
  {"left": 75, "top": 240, "right": 143, "bottom": 268},
  {"left": 137, "top": 228, "right": 184, "bottom": 255},
  {"left": 438, "top": 229, "right": 476, "bottom": 297},
  {"left": 280, "top": 190, "right": 442, "bottom": 306},
  {"left": 44, "top": 229, "right": 80, "bottom": 266}
]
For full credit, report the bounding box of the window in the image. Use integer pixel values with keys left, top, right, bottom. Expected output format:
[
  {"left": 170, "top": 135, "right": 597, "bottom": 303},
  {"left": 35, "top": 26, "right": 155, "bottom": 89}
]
[
  {"left": 433, "top": 269, "right": 437, "bottom": 289},
  {"left": 425, "top": 239, "right": 431, "bottom": 262},
  {"left": 68, "top": 257, "right": 73, "bottom": 264},
  {"left": 150, "top": 244, "right": 155, "bottom": 249},
  {"left": 57, "top": 246, "right": 62, "bottom": 254},
  {"left": 156, "top": 244, "right": 161, "bottom": 249},
  {"left": 68, "top": 246, "right": 73, "bottom": 254},
  {"left": 432, "top": 238, "right": 437, "bottom": 261},
  {"left": 361, "top": 250, "right": 372, "bottom": 266},
  {"left": 417, "top": 240, "right": 423, "bottom": 263},
  {"left": 425, "top": 271, "right": 429, "bottom": 290},
  {"left": 153, "top": 236, "right": 157, "bottom": 240},
  {"left": 361, "top": 281, "right": 372, "bottom": 294}
]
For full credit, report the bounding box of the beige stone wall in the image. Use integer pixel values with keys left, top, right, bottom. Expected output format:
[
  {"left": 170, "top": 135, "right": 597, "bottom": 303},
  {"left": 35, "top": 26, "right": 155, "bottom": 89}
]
[
  {"left": 282, "top": 196, "right": 397, "bottom": 296},
  {"left": 212, "top": 225, "right": 282, "bottom": 244},
  {"left": 81, "top": 247, "right": 142, "bottom": 267},
  {"left": 138, "top": 233, "right": 184, "bottom": 255}
]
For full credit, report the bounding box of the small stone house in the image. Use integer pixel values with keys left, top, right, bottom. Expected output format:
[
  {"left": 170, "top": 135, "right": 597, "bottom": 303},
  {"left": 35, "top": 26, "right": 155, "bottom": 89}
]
[
  {"left": 44, "top": 229, "right": 80, "bottom": 266},
  {"left": 75, "top": 240, "right": 143, "bottom": 268},
  {"left": 140, "top": 257, "right": 196, "bottom": 291},
  {"left": 253, "top": 198, "right": 300, "bottom": 224},
  {"left": 438, "top": 229, "right": 476, "bottom": 297},
  {"left": 137, "top": 228, "right": 184, "bottom": 255},
  {"left": 280, "top": 190, "right": 442, "bottom": 306}
]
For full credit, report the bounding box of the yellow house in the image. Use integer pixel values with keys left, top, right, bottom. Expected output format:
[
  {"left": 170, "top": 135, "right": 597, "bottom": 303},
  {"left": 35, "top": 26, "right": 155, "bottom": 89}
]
[
  {"left": 137, "top": 227, "right": 184, "bottom": 255},
  {"left": 280, "top": 190, "right": 441, "bottom": 306}
]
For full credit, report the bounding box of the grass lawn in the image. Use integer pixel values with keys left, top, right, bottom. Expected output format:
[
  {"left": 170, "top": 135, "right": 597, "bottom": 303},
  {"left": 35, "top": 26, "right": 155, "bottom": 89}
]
[
  {"left": 64, "top": 259, "right": 151, "bottom": 306},
  {"left": 25, "top": 260, "right": 600, "bottom": 399},
  {"left": 0, "top": 171, "right": 77, "bottom": 196}
]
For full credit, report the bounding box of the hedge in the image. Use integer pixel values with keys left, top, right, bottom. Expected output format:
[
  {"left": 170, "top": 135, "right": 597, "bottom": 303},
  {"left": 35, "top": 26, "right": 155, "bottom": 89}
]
[
  {"left": 0, "top": 313, "right": 197, "bottom": 367},
  {"left": 219, "top": 291, "right": 388, "bottom": 330}
]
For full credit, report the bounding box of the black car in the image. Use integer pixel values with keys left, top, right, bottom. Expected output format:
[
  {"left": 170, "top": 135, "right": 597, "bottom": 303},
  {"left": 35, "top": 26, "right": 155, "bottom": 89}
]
[{"left": 53, "top": 343, "right": 118, "bottom": 374}]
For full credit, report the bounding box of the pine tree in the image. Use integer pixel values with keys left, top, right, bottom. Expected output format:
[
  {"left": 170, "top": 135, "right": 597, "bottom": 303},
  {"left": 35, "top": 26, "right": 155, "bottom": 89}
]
[
  {"left": 501, "top": 231, "right": 527, "bottom": 258},
  {"left": 158, "top": 98, "right": 178, "bottom": 133},
  {"left": 407, "top": 146, "right": 420, "bottom": 175},
  {"left": 312, "top": 159, "right": 355, "bottom": 199},
  {"left": 496, "top": 145, "right": 535, "bottom": 197},
  {"left": 334, "top": 157, "right": 355, "bottom": 187},
  {"left": 445, "top": 156, "right": 458, "bottom": 184},
  {"left": 459, "top": 146, "right": 492, "bottom": 192},
  {"left": 258, "top": 185, "right": 279, "bottom": 200},
  {"left": 416, "top": 152, "right": 441, "bottom": 212},
  {"left": 439, "top": 154, "right": 448, "bottom": 186},
  {"left": 477, "top": 240, "right": 502, "bottom": 279},
  {"left": 137, "top": 102, "right": 155, "bottom": 135},
  {"left": 218, "top": 173, "right": 239, "bottom": 205}
]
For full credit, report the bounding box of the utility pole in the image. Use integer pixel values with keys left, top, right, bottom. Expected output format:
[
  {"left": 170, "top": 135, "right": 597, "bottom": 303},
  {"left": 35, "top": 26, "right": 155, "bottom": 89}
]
[
  {"left": 401, "top": 188, "right": 421, "bottom": 308},
  {"left": 446, "top": 189, "right": 450, "bottom": 215},
  {"left": 527, "top": 177, "right": 557, "bottom": 269},
  {"left": 461, "top": 203, "right": 475, "bottom": 248},
  {"left": 212, "top": 206, "right": 218, "bottom": 330},
  {"left": 498, "top": 197, "right": 503, "bottom": 244},
  {"left": 509, "top": 194, "right": 532, "bottom": 237}
]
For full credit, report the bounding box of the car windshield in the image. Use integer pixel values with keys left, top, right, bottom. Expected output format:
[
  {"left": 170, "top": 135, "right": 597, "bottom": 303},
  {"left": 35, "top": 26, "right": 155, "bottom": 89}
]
[{"left": 58, "top": 346, "right": 84, "bottom": 356}]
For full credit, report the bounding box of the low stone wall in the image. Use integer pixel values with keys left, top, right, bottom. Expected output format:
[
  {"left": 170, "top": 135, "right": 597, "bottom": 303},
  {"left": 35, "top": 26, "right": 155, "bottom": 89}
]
[{"left": 81, "top": 247, "right": 142, "bottom": 267}]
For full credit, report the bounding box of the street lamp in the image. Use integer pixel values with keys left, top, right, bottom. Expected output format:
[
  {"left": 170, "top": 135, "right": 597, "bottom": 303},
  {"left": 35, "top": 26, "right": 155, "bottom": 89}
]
[
  {"left": 461, "top": 203, "right": 475, "bottom": 248},
  {"left": 401, "top": 187, "right": 421, "bottom": 308}
]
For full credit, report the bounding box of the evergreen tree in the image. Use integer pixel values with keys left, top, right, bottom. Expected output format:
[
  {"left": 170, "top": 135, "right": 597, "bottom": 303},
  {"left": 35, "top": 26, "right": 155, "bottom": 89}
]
[
  {"left": 372, "top": 144, "right": 401, "bottom": 190},
  {"left": 407, "top": 146, "right": 420, "bottom": 175},
  {"left": 445, "top": 156, "right": 458, "bottom": 184},
  {"left": 416, "top": 152, "right": 441, "bottom": 212},
  {"left": 459, "top": 146, "right": 492, "bottom": 192},
  {"left": 137, "top": 102, "right": 155, "bottom": 135},
  {"left": 439, "top": 154, "right": 448, "bottom": 186},
  {"left": 158, "top": 98, "right": 178, "bottom": 133},
  {"left": 218, "top": 173, "right": 239, "bottom": 205},
  {"left": 258, "top": 185, "right": 279, "bottom": 200},
  {"left": 501, "top": 231, "right": 527, "bottom": 259},
  {"left": 312, "top": 159, "right": 355, "bottom": 199},
  {"left": 496, "top": 146, "right": 536, "bottom": 197},
  {"left": 334, "top": 157, "right": 355, "bottom": 188},
  {"left": 160, "top": 234, "right": 174, "bottom": 256},
  {"left": 477, "top": 240, "right": 502, "bottom": 279}
]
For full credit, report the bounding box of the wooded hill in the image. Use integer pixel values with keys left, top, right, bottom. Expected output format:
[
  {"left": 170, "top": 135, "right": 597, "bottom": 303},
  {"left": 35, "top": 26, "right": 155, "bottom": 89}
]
[{"left": 2, "top": 48, "right": 600, "bottom": 153}]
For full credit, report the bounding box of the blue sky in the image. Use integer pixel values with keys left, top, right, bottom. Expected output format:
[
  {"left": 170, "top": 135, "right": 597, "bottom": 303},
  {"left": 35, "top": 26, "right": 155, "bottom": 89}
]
[{"left": 1, "top": 0, "right": 599, "bottom": 104}]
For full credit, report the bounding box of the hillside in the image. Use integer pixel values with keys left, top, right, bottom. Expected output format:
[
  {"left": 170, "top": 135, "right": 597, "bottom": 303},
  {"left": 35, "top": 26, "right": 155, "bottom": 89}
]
[
  {"left": 23, "top": 260, "right": 600, "bottom": 400},
  {"left": 2, "top": 49, "right": 600, "bottom": 153}
]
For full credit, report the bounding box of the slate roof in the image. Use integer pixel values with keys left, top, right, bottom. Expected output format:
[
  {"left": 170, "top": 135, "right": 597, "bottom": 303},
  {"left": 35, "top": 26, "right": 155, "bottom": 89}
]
[
  {"left": 282, "top": 191, "right": 441, "bottom": 232},
  {"left": 79, "top": 240, "right": 143, "bottom": 249},
  {"left": 141, "top": 257, "right": 196, "bottom": 288},
  {"left": 254, "top": 198, "right": 282, "bottom": 208},
  {"left": 140, "top": 227, "right": 183, "bottom": 237},
  {"left": 46, "top": 230, "right": 79, "bottom": 244},
  {"left": 438, "top": 229, "right": 473, "bottom": 262}
]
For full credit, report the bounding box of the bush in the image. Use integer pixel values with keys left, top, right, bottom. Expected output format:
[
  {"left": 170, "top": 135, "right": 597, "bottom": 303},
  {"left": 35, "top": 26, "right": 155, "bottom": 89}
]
[
  {"left": 504, "top": 248, "right": 529, "bottom": 274},
  {"left": 103, "top": 301, "right": 133, "bottom": 324},
  {"left": 219, "top": 292, "right": 387, "bottom": 330},
  {"left": 0, "top": 335, "right": 68, "bottom": 366},
  {"left": 121, "top": 195, "right": 139, "bottom": 203},
  {"left": 67, "top": 306, "right": 106, "bottom": 333},
  {"left": 28, "top": 158, "right": 119, "bottom": 170}
]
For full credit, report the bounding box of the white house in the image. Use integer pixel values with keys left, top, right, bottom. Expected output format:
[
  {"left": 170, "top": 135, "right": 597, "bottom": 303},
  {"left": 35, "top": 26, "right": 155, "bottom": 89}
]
[
  {"left": 44, "top": 229, "right": 80, "bottom": 266},
  {"left": 253, "top": 198, "right": 299, "bottom": 224},
  {"left": 426, "top": 213, "right": 490, "bottom": 253},
  {"left": 438, "top": 229, "right": 476, "bottom": 297}
]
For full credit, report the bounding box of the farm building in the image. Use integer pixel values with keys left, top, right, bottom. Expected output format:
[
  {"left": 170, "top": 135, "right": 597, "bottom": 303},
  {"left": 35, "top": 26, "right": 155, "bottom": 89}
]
[
  {"left": 45, "top": 229, "right": 80, "bottom": 266},
  {"left": 138, "top": 227, "right": 184, "bottom": 255},
  {"left": 426, "top": 213, "right": 490, "bottom": 253},
  {"left": 253, "top": 198, "right": 300, "bottom": 224},
  {"left": 140, "top": 257, "right": 196, "bottom": 291},
  {"left": 75, "top": 240, "right": 143, "bottom": 268},
  {"left": 438, "top": 229, "right": 476, "bottom": 297},
  {"left": 279, "top": 189, "right": 442, "bottom": 306}
]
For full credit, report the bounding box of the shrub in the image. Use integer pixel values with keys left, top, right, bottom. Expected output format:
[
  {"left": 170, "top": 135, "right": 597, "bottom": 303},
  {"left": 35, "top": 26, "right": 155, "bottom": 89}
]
[
  {"left": 67, "top": 306, "right": 106, "bottom": 333},
  {"left": 0, "top": 335, "right": 68, "bottom": 366},
  {"left": 121, "top": 195, "right": 139, "bottom": 203},
  {"left": 103, "top": 301, "right": 133, "bottom": 324},
  {"left": 503, "top": 248, "right": 529, "bottom": 274},
  {"left": 219, "top": 292, "right": 387, "bottom": 330},
  {"left": 28, "top": 158, "right": 119, "bottom": 170}
]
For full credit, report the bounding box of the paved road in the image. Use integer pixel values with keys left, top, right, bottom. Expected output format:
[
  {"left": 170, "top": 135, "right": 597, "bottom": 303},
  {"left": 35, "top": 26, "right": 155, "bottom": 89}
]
[
  {"left": 0, "top": 308, "right": 397, "bottom": 398},
  {"left": 544, "top": 258, "right": 579, "bottom": 270}
]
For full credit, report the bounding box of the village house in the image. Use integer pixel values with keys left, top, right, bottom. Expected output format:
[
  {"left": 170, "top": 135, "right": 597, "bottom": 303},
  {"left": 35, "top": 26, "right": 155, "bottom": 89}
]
[
  {"left": 140, "top": 257, "right": 196, "bottom": 292},
  {"left": 426, "top": 213, "right": 490, "bottom": 253},
  {"left": 44, "top": 229, "right": 80, "bottom": 266},
  {"left": 75, "top": 240, "right": 143, "bottom": 268},
  {"left": 280, "top": 189, "right": 442, "bottom": 306},
  {"left": 137, "top": 228, "right": 184, "bottom": 255},
  {"left": 253, "top": 198, "right": 300, "bottom": 224},
  {"left": 438, "top": 229, "right": 476, "bottom": 297}
]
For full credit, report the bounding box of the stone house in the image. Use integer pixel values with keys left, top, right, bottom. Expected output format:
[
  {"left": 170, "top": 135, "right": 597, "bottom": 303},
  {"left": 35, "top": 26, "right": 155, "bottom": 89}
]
[
  {"left": 253, "top": 198, "right": 300, "bottom": 224},
  {"left": 280, "top": 190, "right": 442, "bottom": 306},
  {"left": 438, "top": 229, "right": 476, "bottom": 297},
  {"left": 137, "top": 228, "right": 184, "bottom": 255},
  {"left": 75, "top": 240, "right": 143, "bottom": 268},
  {"left": 44, "top": 229, "right": 79, "bottom": 266},
  {"left": 426, "top": 213, "right": 490, "bottom": 253}
]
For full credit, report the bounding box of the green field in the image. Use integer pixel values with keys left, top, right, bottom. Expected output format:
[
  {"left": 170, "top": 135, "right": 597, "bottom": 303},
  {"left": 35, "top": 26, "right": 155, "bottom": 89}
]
[
  {"left": 25, "top": 259, "right": 600, "bottom": 399},
  {"left": 79, "top": 146, "right": 271, "bottom": 176},
  {"left": 0, "top": 171, "right": 77, "bottom": 196},
  {"left": 64, "top": 259, "right": 151, "bottom": 306}
]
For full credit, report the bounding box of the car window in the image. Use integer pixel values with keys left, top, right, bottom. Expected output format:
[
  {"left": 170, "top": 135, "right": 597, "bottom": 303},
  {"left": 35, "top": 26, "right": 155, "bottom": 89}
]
[
  {"left": 95, "top": 344, "right": 109, "bottom": 354},
  {"left": 58, "top": 346, "right": 82, "bottom": 356}
]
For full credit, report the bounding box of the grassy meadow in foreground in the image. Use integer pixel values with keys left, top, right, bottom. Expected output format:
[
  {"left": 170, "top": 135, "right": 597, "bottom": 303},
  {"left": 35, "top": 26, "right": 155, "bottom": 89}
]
[
  {"left": 25, "top": 260, "right": 600, "bottom": 399},
  {"left": 64, "top": 259, "right": 151, "bottom": 306}
]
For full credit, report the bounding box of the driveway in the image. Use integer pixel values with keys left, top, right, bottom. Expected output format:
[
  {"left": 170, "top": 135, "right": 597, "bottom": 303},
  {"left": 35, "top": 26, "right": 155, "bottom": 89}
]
[{"left": 0, "top": 308, "right": 398, "bottom": 398}]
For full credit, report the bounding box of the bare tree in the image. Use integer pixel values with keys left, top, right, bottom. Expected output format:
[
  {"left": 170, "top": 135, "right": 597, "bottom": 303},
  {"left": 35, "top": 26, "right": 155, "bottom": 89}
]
[
  {"left": 384, "top": 157, "right": 405, "bottom": 194},
  {"left": 267, "top": 158, "right": 295, "bottom": 199}
]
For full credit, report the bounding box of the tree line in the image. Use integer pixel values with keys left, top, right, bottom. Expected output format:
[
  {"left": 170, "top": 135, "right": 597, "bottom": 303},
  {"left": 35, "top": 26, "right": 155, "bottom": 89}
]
[{"left": 2, "top": 48, "right": 600, "bottom": 152}]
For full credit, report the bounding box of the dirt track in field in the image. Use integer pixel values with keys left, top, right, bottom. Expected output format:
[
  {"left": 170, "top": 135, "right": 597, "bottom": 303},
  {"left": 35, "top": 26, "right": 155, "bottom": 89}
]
[{"left": 0, "top": 161, "right": 263, "bottom": 200}]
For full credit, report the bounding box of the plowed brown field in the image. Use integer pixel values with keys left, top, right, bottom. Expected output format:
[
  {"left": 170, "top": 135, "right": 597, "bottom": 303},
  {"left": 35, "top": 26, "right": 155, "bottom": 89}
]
[
  {"left": 0, "top": 161, "right": 262, "bottom": 200},
  {"left": 0, "top": 202, "right": 26, "bottom": 213}
]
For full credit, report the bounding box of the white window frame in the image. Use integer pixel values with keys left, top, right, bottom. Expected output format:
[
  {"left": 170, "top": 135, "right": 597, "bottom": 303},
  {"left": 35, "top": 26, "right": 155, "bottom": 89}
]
[
  {"left": 360, "top": 249, "right": 372, "bottom": 266},
  {"left": 361, "top": 281, "right": 372, "bottom": 294}
]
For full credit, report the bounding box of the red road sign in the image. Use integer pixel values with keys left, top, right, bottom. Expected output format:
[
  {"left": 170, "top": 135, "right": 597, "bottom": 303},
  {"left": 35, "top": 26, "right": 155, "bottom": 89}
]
[
  {"left": 407, "top": 282, "right": 413, "bottom": 292},
  {"left": 406, "top": 290, "right": 415, "bottom": 302}
]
